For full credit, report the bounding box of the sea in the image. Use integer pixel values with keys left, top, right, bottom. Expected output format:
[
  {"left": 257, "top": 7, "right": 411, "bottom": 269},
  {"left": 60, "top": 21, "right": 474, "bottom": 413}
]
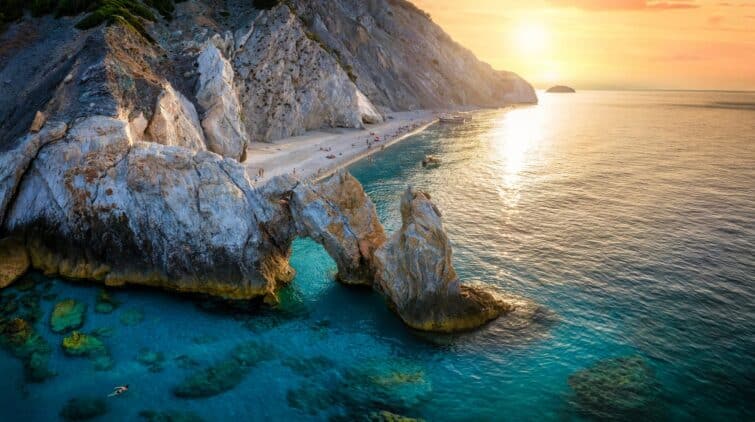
[{"left": 1, "top": 90, "right": 753, "bottom": 421}]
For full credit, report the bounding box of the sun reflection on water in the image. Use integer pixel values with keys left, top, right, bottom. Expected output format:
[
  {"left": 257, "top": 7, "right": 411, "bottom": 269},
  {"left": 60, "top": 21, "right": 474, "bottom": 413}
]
[{"left": 491, "top": 105, "right": 543, "bottom": 208}]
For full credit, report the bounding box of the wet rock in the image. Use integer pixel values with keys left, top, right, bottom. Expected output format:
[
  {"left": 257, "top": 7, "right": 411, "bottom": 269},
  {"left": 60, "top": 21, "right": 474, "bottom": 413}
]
[
  {"left": 95, "top": 289, "right": 120, "bottom": 314},
  {"left": 0, "top": 237, "right": 29, "bottom": 289},
  {"left": 290, "top": 171, "right": 386, "bottom": 285},
  {"left": 374, "top": 187, "right": 509, "bottom": 332},
  {"left": 173, "top": 341, "right": 275, "bottom": 398},
  {"left": 137, "top": 348, "right": 166, "bottom": 372},
  {"left": 568, "top": 356, "right": 662, "bottom": 420},
  {"left": 120, "top": 308, "right": 144, "bottom": 326},
  {"left": 139, "top": 410, "right": 206, "bottom": 422},
  {"left": 50, "top": 299, "right": 87, "bottom": 333},
  {"left": 60, "top": 397, "right": 108, "bottom": 421},
  {"left": 0, "top": 317, "right": 55, "bottom": 381}
]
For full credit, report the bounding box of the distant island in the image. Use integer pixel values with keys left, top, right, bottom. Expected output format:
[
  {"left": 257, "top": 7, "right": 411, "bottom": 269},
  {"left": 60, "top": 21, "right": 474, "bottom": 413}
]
[{"left": 547, "top": 85, "right": 576, "bottom": 93}]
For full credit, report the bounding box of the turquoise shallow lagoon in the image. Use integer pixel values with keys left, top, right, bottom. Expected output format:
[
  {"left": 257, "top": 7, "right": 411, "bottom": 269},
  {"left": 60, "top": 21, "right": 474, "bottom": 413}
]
[{"left": 1, "top": 91, "right": 754, "bottom": 421}]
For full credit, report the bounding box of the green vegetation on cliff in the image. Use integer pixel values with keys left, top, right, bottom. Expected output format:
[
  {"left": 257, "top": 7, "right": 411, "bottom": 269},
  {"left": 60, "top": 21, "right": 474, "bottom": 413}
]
[{"left": 0, "top": 0, "right": 182, "bottom": 35}]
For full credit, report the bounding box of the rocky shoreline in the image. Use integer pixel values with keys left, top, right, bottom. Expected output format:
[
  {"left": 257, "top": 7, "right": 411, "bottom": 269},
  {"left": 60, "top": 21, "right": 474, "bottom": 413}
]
[{"left": 0, "top": 0, "right": 540, "bottom": 333}]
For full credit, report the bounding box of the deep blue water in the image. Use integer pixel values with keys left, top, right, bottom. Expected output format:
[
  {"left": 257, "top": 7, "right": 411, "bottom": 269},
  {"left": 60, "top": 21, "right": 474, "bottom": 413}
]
[{"left": 1, "top": 91, "right": 754, "bottom": 421}]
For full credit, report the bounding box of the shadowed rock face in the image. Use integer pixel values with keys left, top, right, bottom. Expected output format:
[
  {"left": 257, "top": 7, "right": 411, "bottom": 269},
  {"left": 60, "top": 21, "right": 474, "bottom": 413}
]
[{"left": 374, "top": 187, "right": 510, "bottom": 332}]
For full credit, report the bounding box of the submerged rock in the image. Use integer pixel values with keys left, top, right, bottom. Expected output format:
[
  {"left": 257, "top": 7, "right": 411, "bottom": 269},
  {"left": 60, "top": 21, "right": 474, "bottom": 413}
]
[
  {"left": 137, "top": 348, "right": 166, "bottom": 372},
  {"left": 60, "top": 397, "right": 108, "bottom": 421},
  {"left": 62, "top": 330, "right": 113, "bottom": 370},
  {"left": 173, "top": 341, "right": 275, "bottom": 398},
  {"left": 50, "top": 299, "right": 87, "bottom": 333},
  {"left": 62, "top": 331, "right": 105, "bottom": 356},
  {"left": 95, "top": 289, "right": 120, "bottom": 314},
  {"left": 374, "top": 187, "right": 510, "bottom": 332},
  {"left": 0, "top": 317, "right": 55, "bottom": 381},
  {"left": 568, "top": 356, "right": 662, "bottom": 420},
  {"left": 139, "top": 410, "right": 206, "bottom": 422},
  {"left": 366, "top": 411, "right": 425, "bottom": 422},
  {"left": 287, "top": 357, "right": 430, "bottom": 416},
  {"left": 0, "top": 237, "right": 29, "bottom": 289},
  {"left": 119, "top": 308, "right": 145, "bottom": 326}
]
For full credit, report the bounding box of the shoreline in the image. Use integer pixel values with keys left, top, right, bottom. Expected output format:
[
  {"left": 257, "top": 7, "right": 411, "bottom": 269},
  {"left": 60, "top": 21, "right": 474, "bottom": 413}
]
[{"left": 243, "top": 110, "right": 438, "bottom": 185}]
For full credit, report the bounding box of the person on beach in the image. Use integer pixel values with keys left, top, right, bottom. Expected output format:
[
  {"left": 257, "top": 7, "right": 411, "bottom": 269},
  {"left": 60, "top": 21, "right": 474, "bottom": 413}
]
[{"left": 108, "top": 385, "right": 129, "bottom": 397}]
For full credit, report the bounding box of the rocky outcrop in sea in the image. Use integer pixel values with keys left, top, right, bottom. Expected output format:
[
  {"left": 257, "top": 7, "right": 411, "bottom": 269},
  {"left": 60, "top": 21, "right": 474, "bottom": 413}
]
[{"left": 0, "top": 0, "right": 540, "bottom": 332}]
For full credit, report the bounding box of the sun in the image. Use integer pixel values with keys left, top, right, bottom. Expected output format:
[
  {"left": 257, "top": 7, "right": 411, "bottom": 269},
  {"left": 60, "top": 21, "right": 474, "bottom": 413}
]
[{"left": 514, "top": 23, "right": 549, "bottom": 54}]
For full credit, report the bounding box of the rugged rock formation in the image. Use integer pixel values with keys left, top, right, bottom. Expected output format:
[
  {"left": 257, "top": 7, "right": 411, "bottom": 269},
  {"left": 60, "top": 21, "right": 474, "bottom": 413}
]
[
  {"left": 2, "top": 115, "right": 296, "bottom": 301},
  {"left": 289, "top": 171, "right": 386, "bottom": 285},
  {"left": 233, "top": 5, "right": 376, "bottom": 141},
  {"left": 146, "top": 85, "right": 206, "bottom": 151},
  {"left": 0, "top": 0, "right": 541, "bottom": 333},
  {"left": 374, "top": 187, "right": 509, "bottom": 332},
  {"left": 196, "top": 41, "right": 248, "bottom": 159},
  {"left": 290, "top": 0, "right": 538, "bottom": 110}
]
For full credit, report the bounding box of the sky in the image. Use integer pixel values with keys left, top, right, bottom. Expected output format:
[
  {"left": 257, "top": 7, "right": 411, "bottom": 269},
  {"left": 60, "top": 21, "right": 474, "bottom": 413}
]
[{"left": 411, "top": 0, "right": 755, "bottom": 90}]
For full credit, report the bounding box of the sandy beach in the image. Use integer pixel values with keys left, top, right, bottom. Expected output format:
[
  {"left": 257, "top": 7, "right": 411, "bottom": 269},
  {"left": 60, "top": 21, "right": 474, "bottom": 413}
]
[{"left": 243, "top": 110, "right": 437, "bottom": 184}]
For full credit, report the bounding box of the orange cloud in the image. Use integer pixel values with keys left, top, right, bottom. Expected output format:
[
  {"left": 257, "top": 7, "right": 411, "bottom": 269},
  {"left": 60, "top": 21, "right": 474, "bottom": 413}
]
[{"left": 547, "top": 0, "right": 699, "bottom": 10}]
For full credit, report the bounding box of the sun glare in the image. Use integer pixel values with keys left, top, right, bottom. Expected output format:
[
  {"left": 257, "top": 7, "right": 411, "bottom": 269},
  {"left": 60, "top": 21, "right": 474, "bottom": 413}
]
[{"left": 514, "top": 23, "right": 548, "bottom": 54}]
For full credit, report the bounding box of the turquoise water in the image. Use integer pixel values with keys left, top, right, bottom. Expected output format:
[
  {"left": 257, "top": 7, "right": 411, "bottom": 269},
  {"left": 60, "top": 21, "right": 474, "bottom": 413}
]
[{"left": 1, "top": 91, "right": 754, "bottom": 421}]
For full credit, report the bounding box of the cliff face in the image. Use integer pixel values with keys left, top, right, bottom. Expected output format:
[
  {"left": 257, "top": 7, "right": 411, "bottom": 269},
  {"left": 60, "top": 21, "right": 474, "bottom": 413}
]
[
  {"left": 290, "top": 0, "right": 538, "bottom": 111},
  {"left": 0, "top": 0, "right": 540, "bottom": 332}
]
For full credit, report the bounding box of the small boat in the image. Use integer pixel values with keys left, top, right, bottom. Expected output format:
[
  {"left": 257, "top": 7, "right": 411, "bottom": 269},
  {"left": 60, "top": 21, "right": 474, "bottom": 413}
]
[
  {"left": 438, "top": 114, "right": 468, "bottom": 124},
  {"left": 422, "top": 155, "right": 441, "bottom": 167}
]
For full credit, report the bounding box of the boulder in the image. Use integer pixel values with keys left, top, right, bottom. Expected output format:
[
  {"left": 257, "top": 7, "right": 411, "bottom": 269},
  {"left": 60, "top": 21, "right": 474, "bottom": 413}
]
[
  {"left": 2, "top": 116, "right": 295, "bottom": 300},
  {"left": 146, "top": 85, "right": 207, "bottom": 151},
  {"left": 196, "top": 42, "right": 249, "bottom": 160},
  {"left": 357, "top": 90, "right": 384, "bottom": 124},
  {"left": 374, "top": 187, "right": 509, "bottom": 332}
]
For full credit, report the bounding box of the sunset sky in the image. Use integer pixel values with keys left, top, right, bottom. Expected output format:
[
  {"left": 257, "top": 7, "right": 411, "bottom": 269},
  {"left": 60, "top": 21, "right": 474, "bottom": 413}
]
[{"left": 412, "top": 0, "right": 755, "bottom": 91}]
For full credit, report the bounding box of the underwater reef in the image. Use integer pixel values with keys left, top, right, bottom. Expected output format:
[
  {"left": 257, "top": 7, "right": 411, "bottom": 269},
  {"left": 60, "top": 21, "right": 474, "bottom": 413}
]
[
  {"left": 173, "top": 341, "right": 275, "bottom": 398},
  {"left": 59, "top": 396, "right": 108, "bottom": 421},
  {"left": 50, "top": 299, "right": 87, "bottom": 333},
  {"left": 568, "top": 355, "right": 663, "bottom": 420}
]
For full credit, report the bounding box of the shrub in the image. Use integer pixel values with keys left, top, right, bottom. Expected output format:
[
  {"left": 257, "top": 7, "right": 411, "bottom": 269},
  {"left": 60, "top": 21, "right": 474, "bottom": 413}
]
[{"left": 253, "top": 0, "right": 279, "bottom": 10}]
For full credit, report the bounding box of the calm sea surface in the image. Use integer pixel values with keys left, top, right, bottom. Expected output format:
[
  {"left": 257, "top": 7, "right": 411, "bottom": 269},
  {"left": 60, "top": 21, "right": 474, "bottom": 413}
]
[{"left": 1, "top": 90, "right": 754, "bottom": 421}]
